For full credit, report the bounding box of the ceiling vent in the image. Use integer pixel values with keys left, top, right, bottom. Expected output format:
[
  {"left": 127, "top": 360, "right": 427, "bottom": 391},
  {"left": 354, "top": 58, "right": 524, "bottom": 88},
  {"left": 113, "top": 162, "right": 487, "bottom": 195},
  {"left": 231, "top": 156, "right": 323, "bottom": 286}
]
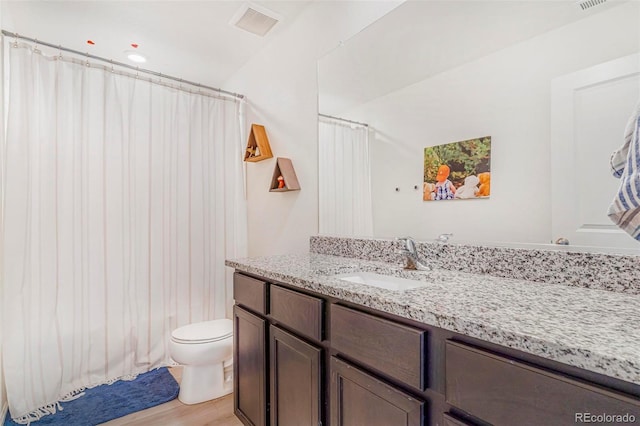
[
  {"left": 576, "top": 0, "right": 607, "bottom": 11},
  {"left": 230, "top": 3, "right": 282, "bottom": 37}
]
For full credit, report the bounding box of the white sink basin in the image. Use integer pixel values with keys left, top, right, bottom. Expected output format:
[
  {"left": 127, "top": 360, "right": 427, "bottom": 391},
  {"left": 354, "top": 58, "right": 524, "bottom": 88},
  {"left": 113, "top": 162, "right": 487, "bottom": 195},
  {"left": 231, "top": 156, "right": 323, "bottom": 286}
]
[{"left": 333, "top": 272, "right": 429, "bottom": 291}]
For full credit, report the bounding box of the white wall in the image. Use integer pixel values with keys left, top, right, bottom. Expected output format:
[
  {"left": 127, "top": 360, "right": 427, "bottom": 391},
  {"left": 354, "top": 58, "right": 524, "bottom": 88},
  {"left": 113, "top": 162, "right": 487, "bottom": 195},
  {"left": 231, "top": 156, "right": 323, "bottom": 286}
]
[
  {"left": 224, "top": 1, "right": 402, "bottom": 256},
  {"left": 343, "top": 2, "right": 640, "bottom": 244}
]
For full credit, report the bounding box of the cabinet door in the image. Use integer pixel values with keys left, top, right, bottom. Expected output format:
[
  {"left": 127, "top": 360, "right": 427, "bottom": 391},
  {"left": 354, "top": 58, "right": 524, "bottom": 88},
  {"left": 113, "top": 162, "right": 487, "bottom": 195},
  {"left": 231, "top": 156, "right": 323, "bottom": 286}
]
[
  {"left": 270, "top": 325, "right": 322, "bottom": 426},
  {"left": 234, "top": 305, "right": 267, "bottom": 426},
  {"left": 331, "top": 357, "right": 424, "bottom": 426}
]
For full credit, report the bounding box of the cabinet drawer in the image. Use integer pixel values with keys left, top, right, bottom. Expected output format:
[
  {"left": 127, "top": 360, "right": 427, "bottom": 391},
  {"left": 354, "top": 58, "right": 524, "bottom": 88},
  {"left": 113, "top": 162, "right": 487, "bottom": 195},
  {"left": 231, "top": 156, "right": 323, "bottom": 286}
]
[
  {"left": 270, "top": 285, "right": 323, "bottom": 341},
  {"left": 331, "top": 304, "right": 426, "bottom": 390},
  {"left": 445, "top": 341, "right": 640, "bottom": 426},
  {"left": 233, "top": 273, "right": 268, "bottom": 315},
  {"left": 331, "top": 357, "right": 424, "bottom": 426}
]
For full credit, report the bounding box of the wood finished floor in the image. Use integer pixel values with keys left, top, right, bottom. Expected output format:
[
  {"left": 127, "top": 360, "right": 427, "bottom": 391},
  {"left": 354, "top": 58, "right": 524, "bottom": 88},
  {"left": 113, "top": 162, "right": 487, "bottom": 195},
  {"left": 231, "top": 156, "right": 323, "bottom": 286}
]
[{"left": 101, "top": 367, "right": 243, "bottom": 426}]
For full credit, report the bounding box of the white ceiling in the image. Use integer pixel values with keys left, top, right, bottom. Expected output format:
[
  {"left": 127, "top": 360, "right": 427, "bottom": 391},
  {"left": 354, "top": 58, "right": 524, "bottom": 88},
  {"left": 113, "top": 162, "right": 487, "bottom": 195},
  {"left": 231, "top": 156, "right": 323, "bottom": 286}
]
[
  {"left": 319, "top": 0, "right": 630, "bottom": 115},
  {"left": 1, "top": 0, "right": 310, "bottom": 89}
]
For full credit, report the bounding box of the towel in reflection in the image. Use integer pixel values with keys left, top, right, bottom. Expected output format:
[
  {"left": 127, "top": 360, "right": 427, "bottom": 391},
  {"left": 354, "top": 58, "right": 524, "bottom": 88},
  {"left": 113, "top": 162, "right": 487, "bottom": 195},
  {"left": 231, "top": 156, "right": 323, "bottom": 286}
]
[{"left": 608, "top": 100, "right": 640, "bottom": 241}]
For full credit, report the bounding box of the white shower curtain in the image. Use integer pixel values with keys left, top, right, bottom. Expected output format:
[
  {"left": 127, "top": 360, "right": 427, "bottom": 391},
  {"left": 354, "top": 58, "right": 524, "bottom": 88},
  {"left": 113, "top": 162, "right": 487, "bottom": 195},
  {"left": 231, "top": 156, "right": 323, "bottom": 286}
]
[
  {"left": 318, "top": 118, "right": 373, "bottom": 236},
  {"left": 0, "top": 41, "right": 247, "bottom": 422}
]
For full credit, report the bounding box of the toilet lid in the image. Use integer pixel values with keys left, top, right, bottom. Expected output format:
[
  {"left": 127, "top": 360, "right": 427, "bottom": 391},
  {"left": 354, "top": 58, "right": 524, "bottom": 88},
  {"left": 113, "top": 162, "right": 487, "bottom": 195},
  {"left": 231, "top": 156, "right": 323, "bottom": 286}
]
[{"left": 171, "top": 319, "right": 233, "bottom": 344}]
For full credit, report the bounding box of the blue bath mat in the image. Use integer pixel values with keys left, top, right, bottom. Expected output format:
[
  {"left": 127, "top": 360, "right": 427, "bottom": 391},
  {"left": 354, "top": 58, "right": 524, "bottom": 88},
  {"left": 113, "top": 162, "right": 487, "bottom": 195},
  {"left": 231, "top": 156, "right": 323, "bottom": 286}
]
[{"left": 4, "top": 367, "right": 179, "bottom": 426}]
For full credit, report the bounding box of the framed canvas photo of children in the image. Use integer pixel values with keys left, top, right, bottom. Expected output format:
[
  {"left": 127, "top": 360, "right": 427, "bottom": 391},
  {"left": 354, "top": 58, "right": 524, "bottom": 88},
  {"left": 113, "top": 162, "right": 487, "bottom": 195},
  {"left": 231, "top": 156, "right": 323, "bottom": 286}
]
[{"left": 423, "top": 136, "right": 491, "bottom": 201}]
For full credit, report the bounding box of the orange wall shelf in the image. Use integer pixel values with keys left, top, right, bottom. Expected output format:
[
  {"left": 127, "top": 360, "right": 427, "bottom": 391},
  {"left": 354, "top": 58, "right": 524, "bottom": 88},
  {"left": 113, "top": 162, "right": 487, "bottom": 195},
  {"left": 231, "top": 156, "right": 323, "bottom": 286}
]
[{"left": 244, "top": 124, "right": 273, "bottom": 162}]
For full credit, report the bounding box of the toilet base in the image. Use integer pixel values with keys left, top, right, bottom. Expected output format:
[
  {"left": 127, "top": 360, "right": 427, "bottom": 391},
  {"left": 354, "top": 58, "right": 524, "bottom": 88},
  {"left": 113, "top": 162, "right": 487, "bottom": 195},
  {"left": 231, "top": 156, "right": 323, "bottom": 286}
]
[{"left": 178, "top": 362, "right": 232, "bottom": 405}]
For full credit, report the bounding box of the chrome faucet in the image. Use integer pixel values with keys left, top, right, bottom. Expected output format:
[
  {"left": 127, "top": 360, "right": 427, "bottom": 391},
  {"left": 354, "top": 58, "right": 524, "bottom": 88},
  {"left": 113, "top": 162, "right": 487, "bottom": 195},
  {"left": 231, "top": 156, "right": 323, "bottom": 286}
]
[{"left": 396, "top": 237, "right": 431, "bottom": 271}]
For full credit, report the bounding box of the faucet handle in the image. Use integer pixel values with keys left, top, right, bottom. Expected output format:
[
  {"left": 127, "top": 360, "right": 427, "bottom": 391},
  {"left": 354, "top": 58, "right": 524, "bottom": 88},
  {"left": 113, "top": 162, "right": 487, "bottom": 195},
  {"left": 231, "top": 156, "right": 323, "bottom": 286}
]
[{"left": 436, "top": 233, "right": 453, "bottom": 243}]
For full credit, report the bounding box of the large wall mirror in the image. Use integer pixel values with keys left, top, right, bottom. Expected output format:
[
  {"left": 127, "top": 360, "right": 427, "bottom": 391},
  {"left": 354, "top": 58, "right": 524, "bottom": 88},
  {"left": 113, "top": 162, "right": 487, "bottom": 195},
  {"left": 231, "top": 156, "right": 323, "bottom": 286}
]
[{"left": 318, "top": 0, "right": 640, "bottom": 253}]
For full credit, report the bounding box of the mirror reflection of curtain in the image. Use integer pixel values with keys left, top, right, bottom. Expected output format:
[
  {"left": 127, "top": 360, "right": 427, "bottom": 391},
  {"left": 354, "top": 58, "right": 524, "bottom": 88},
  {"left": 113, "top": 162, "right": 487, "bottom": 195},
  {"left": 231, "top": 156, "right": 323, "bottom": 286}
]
[
  {"left": 318, "top": 118, "right": 373, "bottom": 236},
  {"left": 1, "top": 41, "right": 247, "bottom": 422}
]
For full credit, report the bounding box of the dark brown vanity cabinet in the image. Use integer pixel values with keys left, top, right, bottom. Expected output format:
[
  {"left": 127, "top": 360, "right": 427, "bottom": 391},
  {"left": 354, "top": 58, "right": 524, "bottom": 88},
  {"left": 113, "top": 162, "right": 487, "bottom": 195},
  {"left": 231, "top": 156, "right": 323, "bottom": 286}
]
[
  {"left": 330, "top": 357, "right": 424, "bottom": 426},
  {"left": 330, "top": 304, "right": 427, "bottom": 425},
  {"left": 268, "top": 285, "right": 324, "bottom": 426},
  {"left": 234, "top": 276, "right": 325, "bottom": 426},
  {"left": 234, "top": 305, "right": 268, "bottom": 426},
  {"left": 233, "top": 272, "right": 640, "bottom": 426},
  {"left": 270, "top": 325, "right": 322, "bottom": 426}
]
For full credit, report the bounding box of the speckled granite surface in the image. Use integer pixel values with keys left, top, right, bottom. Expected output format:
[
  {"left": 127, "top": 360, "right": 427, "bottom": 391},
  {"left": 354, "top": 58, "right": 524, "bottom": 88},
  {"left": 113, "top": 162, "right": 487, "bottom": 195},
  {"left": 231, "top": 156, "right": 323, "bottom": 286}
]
[
  {"left": 226, "top": 253, "right": 640, "bottom": 386},
  {"left": 310, "top": 236, "right": 640, "bottom": 295}
]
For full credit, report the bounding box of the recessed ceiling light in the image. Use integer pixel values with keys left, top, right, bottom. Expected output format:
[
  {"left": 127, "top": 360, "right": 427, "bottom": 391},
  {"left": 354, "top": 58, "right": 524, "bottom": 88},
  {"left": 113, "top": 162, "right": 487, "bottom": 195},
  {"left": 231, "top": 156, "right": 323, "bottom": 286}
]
[{"left": 125, "top": 50, "right": 147, "bottom": 63}]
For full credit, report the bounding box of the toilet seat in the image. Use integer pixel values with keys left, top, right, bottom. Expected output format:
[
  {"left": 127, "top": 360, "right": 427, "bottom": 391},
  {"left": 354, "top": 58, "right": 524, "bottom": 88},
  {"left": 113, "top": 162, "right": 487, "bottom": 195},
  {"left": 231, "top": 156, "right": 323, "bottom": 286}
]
[{"left": 171, "top": 319, "right": 233, "bottom": 344}]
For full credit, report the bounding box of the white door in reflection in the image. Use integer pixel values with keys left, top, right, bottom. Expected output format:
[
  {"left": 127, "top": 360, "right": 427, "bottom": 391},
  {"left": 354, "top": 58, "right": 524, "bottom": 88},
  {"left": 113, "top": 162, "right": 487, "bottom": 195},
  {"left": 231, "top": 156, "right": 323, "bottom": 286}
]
[{"left": 551, "top": 53, "right": 640, "bottom": 249}]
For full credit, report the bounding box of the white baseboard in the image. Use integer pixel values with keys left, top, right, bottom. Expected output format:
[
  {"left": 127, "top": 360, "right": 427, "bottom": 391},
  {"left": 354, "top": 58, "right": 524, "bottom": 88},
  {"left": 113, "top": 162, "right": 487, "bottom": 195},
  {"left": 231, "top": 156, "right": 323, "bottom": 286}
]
[{"left": 0, "top": 402, "right": 7, "bottom": 424}]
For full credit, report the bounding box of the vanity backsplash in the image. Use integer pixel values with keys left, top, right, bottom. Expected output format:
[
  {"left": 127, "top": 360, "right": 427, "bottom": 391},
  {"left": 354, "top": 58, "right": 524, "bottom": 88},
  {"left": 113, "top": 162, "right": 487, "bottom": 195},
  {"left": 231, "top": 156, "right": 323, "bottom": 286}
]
[{"left": 310, "top": 236, "right": 640, "bottom": 295}]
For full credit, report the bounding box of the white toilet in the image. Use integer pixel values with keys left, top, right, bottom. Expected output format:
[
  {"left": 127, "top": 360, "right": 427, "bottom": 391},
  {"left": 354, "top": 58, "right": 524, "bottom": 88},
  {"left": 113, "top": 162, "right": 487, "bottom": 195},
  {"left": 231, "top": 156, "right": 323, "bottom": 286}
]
[{"left": 169, "top": 319, "right": 234, "bottom": 405}]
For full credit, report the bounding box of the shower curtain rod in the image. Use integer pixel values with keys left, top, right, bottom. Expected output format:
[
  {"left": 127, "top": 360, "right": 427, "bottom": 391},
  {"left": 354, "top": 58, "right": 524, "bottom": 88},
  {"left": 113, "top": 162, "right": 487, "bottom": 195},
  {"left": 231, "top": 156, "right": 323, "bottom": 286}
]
[
  {"left": 318, "top": 113, "right": 368, "bottom": 127},
  {"left": 1, "top": 30, "right": 245, "bottom": 100}
]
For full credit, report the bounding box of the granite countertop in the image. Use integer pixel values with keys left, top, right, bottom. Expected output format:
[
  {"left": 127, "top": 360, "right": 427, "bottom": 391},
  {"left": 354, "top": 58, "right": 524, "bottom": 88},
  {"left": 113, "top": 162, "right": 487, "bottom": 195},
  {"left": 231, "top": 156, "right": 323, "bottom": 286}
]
[{"left": 226, "top": 253, "right": 640, "bottom": 386}]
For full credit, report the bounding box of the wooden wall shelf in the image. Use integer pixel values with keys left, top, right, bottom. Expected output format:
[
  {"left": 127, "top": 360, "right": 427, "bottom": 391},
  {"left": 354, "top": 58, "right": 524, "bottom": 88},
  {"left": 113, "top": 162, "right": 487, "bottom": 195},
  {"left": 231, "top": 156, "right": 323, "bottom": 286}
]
[
  {"left": 270, "top": 158, "right": 300, "bottom": 192},
  {"left": 244, "top": 124, "right": 273, "bottom": 162}
]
